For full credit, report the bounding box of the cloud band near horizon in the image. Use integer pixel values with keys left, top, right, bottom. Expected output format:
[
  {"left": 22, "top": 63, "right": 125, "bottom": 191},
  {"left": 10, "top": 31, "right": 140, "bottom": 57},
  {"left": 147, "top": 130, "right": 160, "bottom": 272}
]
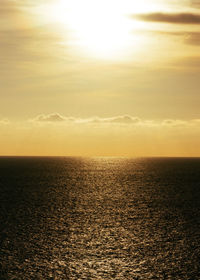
[
  {"left": 29, "top": 113, "right": 200, "bottom": 127},
  {"left": 134, "top": 12, "right": 200, "bottom": 24}
]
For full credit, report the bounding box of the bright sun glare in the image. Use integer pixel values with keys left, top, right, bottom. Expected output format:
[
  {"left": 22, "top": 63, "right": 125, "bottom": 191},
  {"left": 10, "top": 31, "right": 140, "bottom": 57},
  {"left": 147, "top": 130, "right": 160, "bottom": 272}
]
[{"left": 41, "top": 0, "right": 160, "bottom": 59}]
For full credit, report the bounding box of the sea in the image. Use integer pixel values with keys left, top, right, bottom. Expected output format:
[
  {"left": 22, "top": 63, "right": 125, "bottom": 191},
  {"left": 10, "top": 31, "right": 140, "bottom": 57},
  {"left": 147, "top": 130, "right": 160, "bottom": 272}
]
[{"left": 0, "top": 157, "right": 200, "bottom": 280}]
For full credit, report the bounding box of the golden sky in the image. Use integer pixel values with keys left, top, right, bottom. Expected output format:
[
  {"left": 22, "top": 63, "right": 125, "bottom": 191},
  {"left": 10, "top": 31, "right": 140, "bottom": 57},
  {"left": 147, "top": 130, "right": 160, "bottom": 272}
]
[{"left": 0, "top": 0, "right": 200, "bottom": 156}]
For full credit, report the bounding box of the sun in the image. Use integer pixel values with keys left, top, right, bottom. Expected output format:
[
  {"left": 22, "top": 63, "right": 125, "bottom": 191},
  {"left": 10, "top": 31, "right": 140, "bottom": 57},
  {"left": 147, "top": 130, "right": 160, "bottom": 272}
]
[{"left": 38, "top": 0, "right": 160, "bottom": 59}]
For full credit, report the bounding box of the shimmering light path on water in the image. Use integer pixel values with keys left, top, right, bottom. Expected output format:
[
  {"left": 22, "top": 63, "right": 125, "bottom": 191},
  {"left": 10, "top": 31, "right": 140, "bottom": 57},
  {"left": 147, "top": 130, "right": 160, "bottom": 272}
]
[{"left": 0, "top": 157, "right": 200, "bottom": 279}]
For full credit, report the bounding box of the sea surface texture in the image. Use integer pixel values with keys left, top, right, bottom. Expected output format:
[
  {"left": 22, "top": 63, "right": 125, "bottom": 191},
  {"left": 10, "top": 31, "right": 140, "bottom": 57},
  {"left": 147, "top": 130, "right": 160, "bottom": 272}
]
[{"left": 0, "top": 157, "right": 200, "bottom": 279}]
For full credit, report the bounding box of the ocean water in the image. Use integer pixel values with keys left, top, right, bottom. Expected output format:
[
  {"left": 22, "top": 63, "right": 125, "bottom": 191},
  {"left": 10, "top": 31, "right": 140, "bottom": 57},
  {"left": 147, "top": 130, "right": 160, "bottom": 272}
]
[{"left": 0, "top": 157, "right": 200, "bottom": 280}]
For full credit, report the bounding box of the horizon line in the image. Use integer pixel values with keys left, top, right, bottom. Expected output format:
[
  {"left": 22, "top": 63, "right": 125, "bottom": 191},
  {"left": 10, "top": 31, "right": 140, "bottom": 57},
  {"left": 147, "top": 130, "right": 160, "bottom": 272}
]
[{"left": 0, "top": 155, "right": 200, "bottom": 159}]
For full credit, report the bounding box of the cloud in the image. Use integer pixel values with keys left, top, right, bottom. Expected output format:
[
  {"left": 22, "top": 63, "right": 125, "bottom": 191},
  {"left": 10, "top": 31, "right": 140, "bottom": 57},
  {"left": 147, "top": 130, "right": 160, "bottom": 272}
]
[
  {"left": 33, "top": 113, "right": 69, "bottom": 122},
  {"left": 152, "top": 30, "right": 200, "bottom": 46},
  {"left": 0, "top": 0, "right": 35, "bottom": 31},
  {"left": 174, "top": 56, "right": 200, "bottom": 69},
  {"left": 0, "top": 119, "right": 9, "bottom": 125},
  {"left": 32, "top": 113, "right": 200, "bottom": 128},
  {"left": 0, "top": 0, "right": 39, "bottom": 16},
  {"left": 87, "top": 115, "right": 141, "bottom": 124},
  {"left": 0, "top": 0, "right": 19, "bottom": 16},
  {"left": 162, "top": 119, "right": 188, "bottom": 127},
  {"left": 190, "top": 0, "right": 200, "bottom": 8},
  {"left": 32, "top": 114, "right": 141, "bottom": 124},
  {"left": 161, "top": 119, "right": 200, "bottom": 129},
  {"left": 134, "top": 12, "right": 200, "bottom": 24},
  {"left": 183, "top": 32, "right": 200, "bottom": 45},
  {"left": 0, "top": 24, "right": 64, "bottom": 61}
]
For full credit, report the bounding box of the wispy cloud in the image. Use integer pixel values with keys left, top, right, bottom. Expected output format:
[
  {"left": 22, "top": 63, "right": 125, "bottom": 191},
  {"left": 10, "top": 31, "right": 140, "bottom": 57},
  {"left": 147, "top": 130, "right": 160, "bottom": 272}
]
[
  {"left": 0, "top": 119, "right": 9, "bottom": 125},
  {"left": 134, "top": 12, "right": 200, "bottom": 24},
  {"left": 172, "top": 56, "right": 200, "bottom": 69},
  {"left": 0, "top": 0, "right": 38, "bottom": 16},
  {"left": 0, "top": 0, "right": 35, "bottom": 31},
  {"left": 190, "top": 0, "right": 200, "bottom": 8},
  {"left": 185, "top": 32, "right": 200, "bottom": 45},
  {"left": 146, "top": 29, "right": 200, "bottom": 47},
  {"left": 0, "top": 0, "right": 19, "bottom": 16}
]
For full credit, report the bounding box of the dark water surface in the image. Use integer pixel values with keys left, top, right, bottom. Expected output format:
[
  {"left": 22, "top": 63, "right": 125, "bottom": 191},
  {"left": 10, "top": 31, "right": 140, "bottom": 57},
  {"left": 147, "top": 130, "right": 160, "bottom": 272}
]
[{"left": 0, "top": 157, "right": 200, "bottom": 279}]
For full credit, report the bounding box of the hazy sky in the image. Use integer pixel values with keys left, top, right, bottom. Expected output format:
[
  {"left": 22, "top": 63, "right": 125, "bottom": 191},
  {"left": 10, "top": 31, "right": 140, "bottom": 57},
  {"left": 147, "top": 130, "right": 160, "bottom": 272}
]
[{"left": 0, "top": 0, "right": 200, "bottom": 156}]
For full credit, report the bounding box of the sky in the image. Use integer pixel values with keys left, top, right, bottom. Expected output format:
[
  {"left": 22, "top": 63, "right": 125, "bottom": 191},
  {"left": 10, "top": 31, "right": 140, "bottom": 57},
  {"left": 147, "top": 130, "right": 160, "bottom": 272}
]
[{"left": 0, "top": 0, "right": 200, "bottom": 156}]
